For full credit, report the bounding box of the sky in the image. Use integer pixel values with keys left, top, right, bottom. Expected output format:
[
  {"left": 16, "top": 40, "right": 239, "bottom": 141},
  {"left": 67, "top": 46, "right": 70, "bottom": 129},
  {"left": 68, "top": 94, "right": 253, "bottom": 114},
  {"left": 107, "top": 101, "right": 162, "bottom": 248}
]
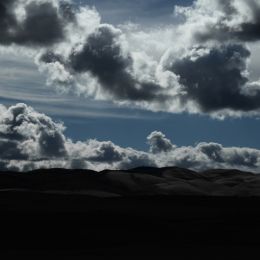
[{"left": 1, "top": 0, "right": 260, "bottom": 172}]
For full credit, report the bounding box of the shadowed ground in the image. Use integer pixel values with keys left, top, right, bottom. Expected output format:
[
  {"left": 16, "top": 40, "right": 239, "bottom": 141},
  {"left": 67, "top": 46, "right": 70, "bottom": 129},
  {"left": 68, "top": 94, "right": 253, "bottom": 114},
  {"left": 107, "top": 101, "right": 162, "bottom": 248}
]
[{"left": 0, "top": 167, "right": 260, "bottom": 258}]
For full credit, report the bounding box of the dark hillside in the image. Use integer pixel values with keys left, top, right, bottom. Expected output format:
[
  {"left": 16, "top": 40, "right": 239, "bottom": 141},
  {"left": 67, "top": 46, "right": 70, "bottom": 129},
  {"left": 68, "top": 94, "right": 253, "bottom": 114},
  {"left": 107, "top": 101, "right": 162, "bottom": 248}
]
[{"left": 0, "top": 167, "right": 260, "bottom": 258}]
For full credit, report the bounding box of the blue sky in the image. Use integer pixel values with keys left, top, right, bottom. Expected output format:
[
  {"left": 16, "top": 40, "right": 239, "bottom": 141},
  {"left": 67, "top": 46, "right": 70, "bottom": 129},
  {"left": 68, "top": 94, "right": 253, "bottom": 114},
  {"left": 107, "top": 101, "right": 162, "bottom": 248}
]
[
  {"left": 68, "top": 0, "right": 260, "bottom": 150},
  {"left": 2, "top": 0, "right": 260, "bottom": 172},
  {"left": 0, "top": 0, "right": 260, "bottom": 152},
  {"left": 74, "top": 0, "right": 193, "bottom": 25}
]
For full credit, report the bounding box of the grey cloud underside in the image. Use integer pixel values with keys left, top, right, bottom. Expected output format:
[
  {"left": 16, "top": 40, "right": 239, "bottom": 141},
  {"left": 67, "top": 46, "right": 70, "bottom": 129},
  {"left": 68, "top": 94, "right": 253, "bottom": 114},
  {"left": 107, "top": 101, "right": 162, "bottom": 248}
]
[
  {"left": 40, "top": 25, "right": 169, "bottom": 102},
  {"left": 147, "top": 131, "right": 175, "bottom": 154},
  {"left": 0, "top": 104, "right": 260, "bottom": 172},
  {"left": 0, "top": 103, "right": 67, "bottom": 161},
  {"left": 35, "top": 0, "right": 260, "bottom": 116},
  {"left": 2, "top": 0, "right": 260, "bottom": 116},
  {"left": 170, "top": 44, "right": 260, "bottom": 112},
  {"left": 195, "top": 0, "right": 260, "bottom": 42},
  {"left": 0, "top": 0, "right": 70, "bottom": 46},
  {"left": 69, "top": 25, "right": 169, "bottom": 102}
]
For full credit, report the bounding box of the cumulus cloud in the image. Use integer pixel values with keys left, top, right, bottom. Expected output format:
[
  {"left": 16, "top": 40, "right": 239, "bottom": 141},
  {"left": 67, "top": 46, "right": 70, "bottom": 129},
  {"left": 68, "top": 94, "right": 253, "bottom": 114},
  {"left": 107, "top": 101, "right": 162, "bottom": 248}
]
[
  {"left": 147, "top": 131, "right": 175, "bottom": 154},
  {"left": 154, "top": 141, "right": 260, "bottom": 172},
  {"left": 68, "top": 24, "right": 169, "bottom": 102},
  {"left": 34, "top": 0, "right": 260, "bottom": 117},
  {"left": 1, "top": 103, "right": 260, "bottom": 173},
  {"left": 0, "top": 103, "right": 155, "bottom": 171},
  {"left": 36, "top": 22, "right": 178, "bottom": 110},
  {"left": 0, "top": 103, "right": 67, "bottom": 160},
  {"left": 2, "top": 0, "right": 260, "bottom": 117},
  {"left": 167, "top": 43, "right": 260, "bottom": 113},
  {"left": 176, "top": 0, "right": 260, "bottom": 43}
]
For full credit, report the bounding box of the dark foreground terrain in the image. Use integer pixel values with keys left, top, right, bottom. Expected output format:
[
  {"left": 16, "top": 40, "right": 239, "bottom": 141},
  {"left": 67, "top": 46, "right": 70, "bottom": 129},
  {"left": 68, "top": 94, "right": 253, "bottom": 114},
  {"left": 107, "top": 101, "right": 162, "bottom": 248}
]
[{"left": 1, "top": 167, "right": 260, "bottom": 258}]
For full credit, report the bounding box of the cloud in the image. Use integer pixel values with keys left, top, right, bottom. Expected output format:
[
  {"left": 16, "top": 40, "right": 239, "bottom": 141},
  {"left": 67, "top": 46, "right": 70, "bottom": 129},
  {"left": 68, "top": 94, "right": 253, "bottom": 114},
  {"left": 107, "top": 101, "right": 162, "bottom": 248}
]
[
  {"left": 197, "top": 142, "right": 260, "bottom": 168},
  {"left": 37, "top": 23, "right": 176, "bottom": 108},
  {"left": 175, "top": 0, "right": 260, "bottom": 43},
  {"left": 0, "top": 0, "right": 185, "bottom": 113},
  {"left": 147, "top": 131, "right": 175, "bottom": 153},
  {"left": 0, "top": 103, "right": 67, "bottom": 160},
  {"left": 167, "top": 43, "right": 260, "bottom": 113},
  {"left": 33, "top": 0, "right": 260, "bottom": 117},
  {"left": 200, "top": 0, "right": 260, "bottom": 42},
  {"left": 2, "top": 0, "right": 260, "bottom": 118},
  {"left": 0, "top": 0, "right": 70, "bottom": 46},
  {"left": 0, "top": 103, "right": 156, "bottom": 171},
  {"left": 68, "top": 24, "right": 168, "bottom": 102},
  {"left": 155, "top": 142, "right": 260, "bottom": 172},
  {"left": 1, "top": 103, "right": 260, "bottom": 173}
]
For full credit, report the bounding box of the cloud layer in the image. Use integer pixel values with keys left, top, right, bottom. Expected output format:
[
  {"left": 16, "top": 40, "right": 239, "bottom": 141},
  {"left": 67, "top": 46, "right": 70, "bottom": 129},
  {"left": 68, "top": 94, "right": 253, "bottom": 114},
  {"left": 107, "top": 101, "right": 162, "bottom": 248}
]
[
  {"left": 1, "top": 103, "right": 260, "bottom": 172},
  {"left": 2, "top": 0, "right": 260, "bottom": 117}
]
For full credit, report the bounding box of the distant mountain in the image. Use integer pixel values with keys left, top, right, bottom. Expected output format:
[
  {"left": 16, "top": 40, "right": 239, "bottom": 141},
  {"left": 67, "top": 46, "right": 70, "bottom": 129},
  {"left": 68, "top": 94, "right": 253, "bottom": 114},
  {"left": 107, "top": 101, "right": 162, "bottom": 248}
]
[{"left": 0, "top": 167, "right": 258, "bottom": 197}]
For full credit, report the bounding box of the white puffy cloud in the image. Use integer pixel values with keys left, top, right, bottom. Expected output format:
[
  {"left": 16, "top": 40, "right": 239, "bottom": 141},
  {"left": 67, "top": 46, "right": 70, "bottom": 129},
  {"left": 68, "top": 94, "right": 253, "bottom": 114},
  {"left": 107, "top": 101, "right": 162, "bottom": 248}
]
[
  {"left": 1, "top": 103, "right": 260, "bottom": 173},
  {"left": 33, "top": 0, "right": 260, "bottom": 117},
  {"left": 147, "top": 131, "right": 175, "bottom": 154},
  {"left": 175, "top": 0, "right": 260, "bottom": 43},
  {"left": 2, "top": 0, "right": 260, "bottom": 118},
  {"left": 155, "top": 142, "right": 260, "bottom": 172},
  {"left": 0, "top": 103, "right": 156, "bottom": 171},
  {"left": 0, "top": 103, "right": 67, "bottom": 161}
]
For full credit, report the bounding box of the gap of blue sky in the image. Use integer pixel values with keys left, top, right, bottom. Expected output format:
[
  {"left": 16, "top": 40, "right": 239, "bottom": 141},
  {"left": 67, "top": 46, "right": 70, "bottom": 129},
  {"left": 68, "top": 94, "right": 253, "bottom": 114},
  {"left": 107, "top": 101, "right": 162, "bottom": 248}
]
[{"left": 75, "top": 0, "right": 193, "bottom": 25}]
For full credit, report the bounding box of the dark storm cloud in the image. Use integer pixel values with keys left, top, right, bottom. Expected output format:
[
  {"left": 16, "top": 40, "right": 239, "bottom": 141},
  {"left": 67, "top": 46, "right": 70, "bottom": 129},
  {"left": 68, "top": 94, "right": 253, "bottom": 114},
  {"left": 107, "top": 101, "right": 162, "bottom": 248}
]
[
  {"left": 170, "top": 44, "right": 260, "bottom": 112},
  {"left": 69, "top": 25, "right": 167, "bottom": 102},
  {"left": 0, "top": 0, "right": 70, "bottom": 46}
]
